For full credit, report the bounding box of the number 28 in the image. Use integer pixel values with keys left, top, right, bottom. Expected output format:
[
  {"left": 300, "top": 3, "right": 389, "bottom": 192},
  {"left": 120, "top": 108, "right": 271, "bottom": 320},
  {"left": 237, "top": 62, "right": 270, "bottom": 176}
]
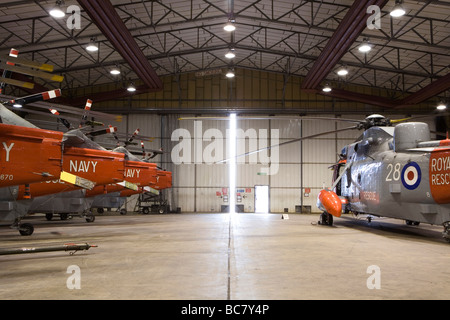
[{"left": 386, "top": 163, "right": 401, "bottom": 181}]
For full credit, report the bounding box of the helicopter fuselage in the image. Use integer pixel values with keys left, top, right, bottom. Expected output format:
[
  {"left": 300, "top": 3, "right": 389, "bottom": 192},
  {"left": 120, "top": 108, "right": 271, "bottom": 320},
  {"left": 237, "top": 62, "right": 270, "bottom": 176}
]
[{"left": 336, "top": 124, "right": 450, "bottom": 226}]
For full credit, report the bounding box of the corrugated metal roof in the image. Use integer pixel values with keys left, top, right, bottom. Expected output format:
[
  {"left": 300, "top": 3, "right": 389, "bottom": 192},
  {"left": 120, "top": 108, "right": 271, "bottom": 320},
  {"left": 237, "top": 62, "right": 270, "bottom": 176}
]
[{"left": 0, "top": 0, "right": 448, "bottom": 109}]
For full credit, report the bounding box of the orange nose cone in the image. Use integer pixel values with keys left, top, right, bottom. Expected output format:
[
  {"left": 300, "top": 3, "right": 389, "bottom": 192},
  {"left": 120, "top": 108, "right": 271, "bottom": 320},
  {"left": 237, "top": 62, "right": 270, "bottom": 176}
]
[{"left": 318, "top": 189, "right": 342, "bottom": 217}]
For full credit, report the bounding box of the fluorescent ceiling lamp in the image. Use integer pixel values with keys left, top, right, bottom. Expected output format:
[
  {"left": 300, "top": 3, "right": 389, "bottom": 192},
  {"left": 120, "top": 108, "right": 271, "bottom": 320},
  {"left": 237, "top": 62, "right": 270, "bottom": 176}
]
[
  {"left": 437, "top": 102, "right": 447, "bottom": 110},
  {"left": 49, "top": 1, "right": 65, "bottom": 18},
  {"left": 127, "top": 83, "right": 136, "bottom": 92},
  {"left": 110, "top": 67, "right": 121, "bottom": 75},
  {"left": 224, "top": 21, "right": 236, "bottom": 32},
  {"left": 358, "top": 41, "right": 372, "bottom": 53},
  {"left": 322, "top": 84, "right": 332, "bottom": 92},
  {"left": 226, "top": 69, "right": 235, "bottom": 78},
  {"left": 337, "top": 67, "right": 348, "bottom": 76},
  {"left": 225, "top": 49, "right": 236, "bottom": 59},
  {"left": 390, "top": 1, "right": 406, "bottom": 17},
  {"left": 86, "top": 38, "right": 98, "bottom": 52}
]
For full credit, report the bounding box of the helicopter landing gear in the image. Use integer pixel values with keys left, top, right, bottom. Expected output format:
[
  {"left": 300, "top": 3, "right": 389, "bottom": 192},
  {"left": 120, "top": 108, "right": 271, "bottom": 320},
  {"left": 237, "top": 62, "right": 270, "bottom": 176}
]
[
  {"left": 18, "top": 223, "right": 34, "bottom": 236},
  {"left": 318, "top": 212, "right": 333, "bottom": 226},
  {"left": 443, "top": 222, "right": 450, "bottom": 243},
  {"left": 406, "top": 220, "right": 420, "bottom": 226},
  {"left": 81, "top": 209, "right": 95, "bottom": 223},
  {"left": 11, "top": 219, "right": 34, "bottom": 236}
]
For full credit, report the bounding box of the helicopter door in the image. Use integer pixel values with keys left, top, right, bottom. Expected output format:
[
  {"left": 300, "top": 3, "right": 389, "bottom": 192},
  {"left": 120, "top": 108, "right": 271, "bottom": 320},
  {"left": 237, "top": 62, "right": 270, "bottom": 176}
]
[{"left": 332, "top": 161, "right": 346, "bottom": 196}]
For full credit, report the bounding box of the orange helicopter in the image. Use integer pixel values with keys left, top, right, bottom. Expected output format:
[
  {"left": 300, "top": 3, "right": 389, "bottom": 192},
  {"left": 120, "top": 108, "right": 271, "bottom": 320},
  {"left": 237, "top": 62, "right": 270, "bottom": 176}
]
[
  {"left": 87, "top": 137, "right": 172, "bottom": 215},
  {"left": 27, "top": 128, "right": 170, "bottom": 225},
  {"left": 0, "top": 51, "right": 171, "bottom": 233},
  {"left": 0, "top": 99, "right": 134, "bottom": 235}
]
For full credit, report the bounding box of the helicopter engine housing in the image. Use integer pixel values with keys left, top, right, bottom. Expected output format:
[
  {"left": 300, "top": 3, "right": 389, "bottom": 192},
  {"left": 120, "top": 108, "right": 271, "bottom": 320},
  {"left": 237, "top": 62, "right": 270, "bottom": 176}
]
[{"left": 394, "top": 122, "right": 430, "bottom": 152}]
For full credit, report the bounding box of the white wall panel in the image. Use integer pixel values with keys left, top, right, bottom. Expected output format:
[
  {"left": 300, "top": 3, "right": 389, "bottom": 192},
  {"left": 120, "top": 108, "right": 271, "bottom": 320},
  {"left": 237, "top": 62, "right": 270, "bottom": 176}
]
[
  {"left": 302, "top": 139, "right": 337, "bottom": 163},
  {"left": 237, "top": 119, "right": 269, "bottom": 130},
  {"left": 270, "top": 188, "right": 301, "bottom": 212},
  {"left": 195, "top": 187, "right": 225, "bottom": 212},
  {"left": 270, "top": 119, "right": 301, "bottom": 138},
  {"left": 112, "top": 114, "right": 129, "bottom": 134},
  {"left": 302, "top": 116, "right": 336, "bottom": 136},
  {"left": 270, "top": 164, "right": 301, "bottom": 188},
  {"left": 128, "top": 114, "right": 161, "bottom": 138},
  {"left": 175, "top": 164, "right": 195, "bottom": 187},
  {"left": 175, "top": 187, "right": 195, "bottom": 212},
  {"left": 300, "top": 188, "right": 321, "bottom": 210},
  {"left": 196, "top": 164, "right": 228, "bottom": 187},
  {"left": 302, "top": 163, "right": 333, "bottom": 192},
  {"left": 277, "top": 140, "right": 301, "bottom": 163},
  {"left": 236, "top": 164, "right": 270, "bottom": 186}
]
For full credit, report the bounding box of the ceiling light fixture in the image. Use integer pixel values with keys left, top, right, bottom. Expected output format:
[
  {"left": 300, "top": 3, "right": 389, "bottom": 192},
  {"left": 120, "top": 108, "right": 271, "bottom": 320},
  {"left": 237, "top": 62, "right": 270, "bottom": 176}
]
[
  {"left": 110, "top": 65, "right": 121, "bottom": 75},
  {"left": 49, "top": 0, "right": 65, "bottom": 18},
  {"left": 12, "top": 103, "right": 22, "bottom": 108},
  {"left": 226, "top": 69, "right": 235, "bottom": 78},
  {"left": 390, "top": 0, "right": 406, "bottom": 17},
  {"left": 224, "top": 20, "right": 236, "bottom": 32},
  {"left": 86, "top": 38, "right": 99, "bottom": 52},
  {"left": 225, "top": 49, "right": 236, "bottom": 59},
  {"left": 322, "top": 84, "right": 332, "bottom": 92},
  {"left": 437, "top": 101, "right": 447, "bottom": 111},
  {"left": 337, "top": 66, "right": 349, "bottom": 76},
  {"left": 127, "top": 83, "right": 136, "bottom": 92},
  {"left": 358, "top": 39, "right": 372, "bottom": 53}
]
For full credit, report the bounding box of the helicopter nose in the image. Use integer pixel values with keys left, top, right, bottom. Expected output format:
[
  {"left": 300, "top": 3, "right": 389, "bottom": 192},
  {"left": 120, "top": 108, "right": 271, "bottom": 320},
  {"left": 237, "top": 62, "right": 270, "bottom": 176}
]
[{"left": 318, "top": 189, "right": 342, "bottom": 217}]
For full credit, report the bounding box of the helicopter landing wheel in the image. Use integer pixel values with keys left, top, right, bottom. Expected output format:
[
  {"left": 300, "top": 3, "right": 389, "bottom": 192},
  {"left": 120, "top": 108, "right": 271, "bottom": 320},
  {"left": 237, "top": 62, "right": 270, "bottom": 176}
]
[
  {"left": 85, "top": 215, "right": 95, "bottom": 223},
  {"left": 443, "top": 222, "right": 450, "bottom": 243},
  {"left": 19, "top": 223, "right": 34, "bottom": 236},
  {"left": 406, "top": 220, "right": 420, "bottom": 226},
  {"left": 319, "top": 212, "right": 333, "bottom": 226}
]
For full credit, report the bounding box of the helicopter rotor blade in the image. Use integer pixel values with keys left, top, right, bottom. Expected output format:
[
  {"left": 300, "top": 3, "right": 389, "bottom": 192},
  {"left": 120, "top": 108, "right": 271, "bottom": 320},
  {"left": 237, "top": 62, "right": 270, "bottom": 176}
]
[
  {"left": 0, "top": 61, "right": 63, "bottom": 83},
  {"left": 109, "top": 125, "right": 121, "bottom": 146},
  {"left": 7, "top": 89, "right": 61, "bottom": 107},
  {"left": 49, "top": 108, "right": 72, "bottom": 130},
  {"left": 86, "top": 125, "right": 117, "bottom": 137},
  {"left": 216, "top": 125, "right": 359, "bottom": 164},
  {"left": 392, "top": 111, "right": 450, "bottom": 123},
  {"left": 1, "top": 53, "right": 54, "bottom": 72},
  {"left": 179, "top": 115, "right": 363, "bottom": 124},
  {"left": 140, "top": 140, "right": 146, "bottom": 158},
  {"left": 0, "top": 77, "right": 34, "bottom": 90},
  {"left": 79, "top": 99, "right": 93, "bottom": 127},
  {"left": 0, "top": 48, "right": 18, "bottom": 94},
  {"left": 125, "top": 128, "right": 140, "bottom": 146}
]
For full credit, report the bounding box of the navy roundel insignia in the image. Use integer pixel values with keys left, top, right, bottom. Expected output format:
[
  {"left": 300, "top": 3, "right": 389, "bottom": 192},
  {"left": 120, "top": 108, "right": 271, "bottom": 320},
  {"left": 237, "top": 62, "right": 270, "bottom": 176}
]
[{"left": 401, "top": 162, "right": 421, "bottom": 190}]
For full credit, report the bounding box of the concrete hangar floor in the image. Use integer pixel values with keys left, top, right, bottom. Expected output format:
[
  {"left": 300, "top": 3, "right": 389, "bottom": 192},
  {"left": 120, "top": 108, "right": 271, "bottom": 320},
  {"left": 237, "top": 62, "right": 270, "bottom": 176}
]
[{"left": 0, "top": 212, "right": 449, "bottom": 301}]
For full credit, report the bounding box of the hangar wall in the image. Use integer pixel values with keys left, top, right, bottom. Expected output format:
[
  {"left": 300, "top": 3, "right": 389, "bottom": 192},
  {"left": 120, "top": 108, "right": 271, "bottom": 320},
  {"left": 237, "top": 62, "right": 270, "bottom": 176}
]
[
  {"left": 105, "top": 113, "right": 437, "bottom": 214},
  {"left": 89, "top": 69, "right": 433, "bottom": 114},
  {"left": 65, "top": 69, "right": 437, "bottom": 213},
  {"left": 26, "top": 109, "right": 437, "bottom": 214}
]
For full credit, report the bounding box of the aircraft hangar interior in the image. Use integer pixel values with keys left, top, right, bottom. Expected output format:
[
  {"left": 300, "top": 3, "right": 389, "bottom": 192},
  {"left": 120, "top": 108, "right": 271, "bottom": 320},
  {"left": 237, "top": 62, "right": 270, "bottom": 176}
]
[{"left": 0, "top": 0, "right": 449, "bottom": 305}]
